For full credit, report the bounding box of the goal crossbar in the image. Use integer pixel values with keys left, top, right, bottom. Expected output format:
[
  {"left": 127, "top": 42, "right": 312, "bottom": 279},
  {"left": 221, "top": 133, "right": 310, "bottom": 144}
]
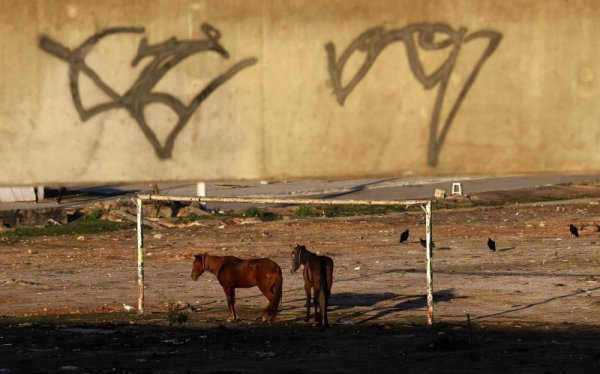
[
  {"left": 134, "top": 194, "right": 435, "bottom": 325},
  {"left": 136, "top": 194, "right": 429, "bottom": 206}
]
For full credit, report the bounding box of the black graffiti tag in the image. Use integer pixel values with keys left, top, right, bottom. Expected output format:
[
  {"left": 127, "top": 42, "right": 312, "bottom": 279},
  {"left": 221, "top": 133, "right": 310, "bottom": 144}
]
[
  {"left": 39, "top": 24, "right": 257, "bottom": 159},
  {"left": 326, "top": 24, "right": 502, "bottom": 167}
]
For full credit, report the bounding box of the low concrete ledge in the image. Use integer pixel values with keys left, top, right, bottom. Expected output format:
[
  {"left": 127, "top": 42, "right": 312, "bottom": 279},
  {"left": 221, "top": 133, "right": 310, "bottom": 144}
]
[{"left": 0, "top": 207, "right": 67, "bottom": 228}]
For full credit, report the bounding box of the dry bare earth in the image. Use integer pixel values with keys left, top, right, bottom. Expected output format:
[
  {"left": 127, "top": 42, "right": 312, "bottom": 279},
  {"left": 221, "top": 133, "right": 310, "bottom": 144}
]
[{"left": 2, "top": 193, "right": 600, "bottom": 372}]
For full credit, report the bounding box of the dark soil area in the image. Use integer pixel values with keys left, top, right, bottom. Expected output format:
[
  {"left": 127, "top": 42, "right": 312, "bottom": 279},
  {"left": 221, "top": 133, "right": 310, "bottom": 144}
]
[{"left": 2, "top": 318, "right": 600, "bottom": 373}]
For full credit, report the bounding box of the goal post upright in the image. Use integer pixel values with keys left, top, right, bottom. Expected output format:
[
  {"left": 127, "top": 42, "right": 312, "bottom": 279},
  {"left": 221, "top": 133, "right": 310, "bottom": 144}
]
[
  {"left": 136, "top": 197, "right": 145, "bottom": 314},
  {"left": 424, "top": 200, "right": 433, "bottom": 325}
]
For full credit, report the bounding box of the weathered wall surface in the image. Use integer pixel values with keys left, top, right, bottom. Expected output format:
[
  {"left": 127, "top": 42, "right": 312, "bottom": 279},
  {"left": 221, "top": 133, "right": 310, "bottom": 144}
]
[{"left": 1, "top": 0, "right": 599, "bottom": 185}]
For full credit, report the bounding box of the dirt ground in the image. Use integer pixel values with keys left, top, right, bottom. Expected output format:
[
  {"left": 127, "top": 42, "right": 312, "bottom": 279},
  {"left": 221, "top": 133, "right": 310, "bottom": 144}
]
[{"left": 3, "top": 186, "right": 600, "bottom": 372}]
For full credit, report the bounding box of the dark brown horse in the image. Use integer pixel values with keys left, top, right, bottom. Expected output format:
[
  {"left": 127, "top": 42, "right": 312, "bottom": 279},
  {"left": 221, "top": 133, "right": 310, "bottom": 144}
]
[
  {"left": 191, "top": 254, "right": 283, "bottom": 322},
  {"left": 291, "top": 244, "right": 334, "bottom": 327}
]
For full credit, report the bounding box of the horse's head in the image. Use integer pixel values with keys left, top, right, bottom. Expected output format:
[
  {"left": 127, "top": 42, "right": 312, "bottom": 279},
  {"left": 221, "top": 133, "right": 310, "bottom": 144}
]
[
  {"left": 191, "top": 254, "right": 206, "bottom": 280},
  {"left": 290, "top": 244, "right": 305, "bottom": 274}
]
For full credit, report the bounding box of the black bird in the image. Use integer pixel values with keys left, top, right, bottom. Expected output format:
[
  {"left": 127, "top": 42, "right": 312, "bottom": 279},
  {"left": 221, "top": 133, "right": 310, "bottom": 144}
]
[
  {"left": 399, "top": 229, "right": 409, "bottom": 244},
  {"left": 487, "top": 238, "right": 496, "bottom": 251},
  {"left": 419, "top": 238, "right": 435, "bottom": 248},
  {"left": 569, "top": 224, "right": 579, "bottom": 237}
]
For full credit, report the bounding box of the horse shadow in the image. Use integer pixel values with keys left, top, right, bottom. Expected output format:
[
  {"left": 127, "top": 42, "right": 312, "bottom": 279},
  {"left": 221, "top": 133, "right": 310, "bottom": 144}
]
[
  {"left": 326, "top": 288, "right": 459, "bottom": 325},
  {"left": 283, "top": 291, "right": 400, "bottom": 322},
  {"left": 330, "top": 292, "right": 399, "bottom": 308}
]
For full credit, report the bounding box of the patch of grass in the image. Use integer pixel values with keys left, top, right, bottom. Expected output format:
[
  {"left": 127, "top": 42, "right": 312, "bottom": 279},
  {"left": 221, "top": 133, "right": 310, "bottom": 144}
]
[
  {"left": 292, "top": 204, "right": 414, "bottom": 218},
  {"left": 431, "top": 201, "right": 472, "bottom": 210},
  {"left": 0, "top": 214, "right": 134, "bottom": 239},
  {"left": 241, "top": 206, "right": 281, "bottom": 222},
  {"left": 293, "top": 206, "right": 321, "bottom": 217},
  {"left": 159, "top": 292, "right": 189, "bottom": 326},
  {"left": 85, "top": 208, "right": 102, "bottom": 220},
  {"left": 320, "top": 204, "right": 409, "bottom": 217},
  {"left": 242, "top": 206, "right": 260, "bottom": 217}
]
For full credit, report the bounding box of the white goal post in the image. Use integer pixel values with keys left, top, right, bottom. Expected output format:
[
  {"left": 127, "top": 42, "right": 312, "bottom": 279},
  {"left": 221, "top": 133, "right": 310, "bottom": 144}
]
[{"left": 135, "top": 194, "right": 434, "bottom": 325}]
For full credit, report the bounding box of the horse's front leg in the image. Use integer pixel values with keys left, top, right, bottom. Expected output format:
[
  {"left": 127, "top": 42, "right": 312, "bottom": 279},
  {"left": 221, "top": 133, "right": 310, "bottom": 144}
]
[
  {"left": 304, "top": 286, "right": 311, "bottom": 308},
  {"left": 304, "top": 280, "right": 312, "bottom": 322},
  {"left": 303, "top": 267, "right": 311, "bottom": 308},
  {"left": 223, "top": 286, "right": 237, "bottom": 322}
]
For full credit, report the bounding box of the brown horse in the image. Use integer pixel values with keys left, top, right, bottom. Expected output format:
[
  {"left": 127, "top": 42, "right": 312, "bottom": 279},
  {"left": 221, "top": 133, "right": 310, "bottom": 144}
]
[
  {"left": 191, "top": 254, "right": 283, "bottom": 322},
  {"left": 291, "top": 244, "right": 334, "bottom": 327}
]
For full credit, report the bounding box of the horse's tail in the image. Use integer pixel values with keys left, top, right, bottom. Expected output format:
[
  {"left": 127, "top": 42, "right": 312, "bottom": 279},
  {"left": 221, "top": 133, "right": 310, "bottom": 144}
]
[
  {"left": 266, "top": 266, "right": 283, "bottom": 321},
  {"left": 319, "top": 257, "right": 328, "bottom": 328}
]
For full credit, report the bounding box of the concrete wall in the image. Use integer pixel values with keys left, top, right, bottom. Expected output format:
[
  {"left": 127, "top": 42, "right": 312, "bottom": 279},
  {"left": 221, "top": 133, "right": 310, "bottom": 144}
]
[{"left": 1, "top": 0, "right": 599, "bottom": 185}]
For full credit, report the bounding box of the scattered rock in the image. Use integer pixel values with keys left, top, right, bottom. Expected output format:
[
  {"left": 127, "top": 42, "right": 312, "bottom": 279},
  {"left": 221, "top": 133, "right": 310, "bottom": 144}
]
[
  {"left": 185, "top": 221, "right": 206, "bottom": 227},
  {"left": 157, "top": 221, "right": 177, "bottom": 229},
  {"left": 252, "top": 351, "right": 277, "bottom": 360},
  {"left": 76, "top": 236, "right": 85, "bottom": 241},
  {"left": 161, "top": 338, "right": 189, "bottom": 345},
  {"left": 177, "top": 205, "right": 210, "bottom": 218},
  {"left": 58, "top": 366, "right": 78, "bottom": 371},
  {"left": 152, "top": 233, "right": 163, "bottom": 240},
  {"left": 232, "top": 217, "right": 261, "bottom": 225}
]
